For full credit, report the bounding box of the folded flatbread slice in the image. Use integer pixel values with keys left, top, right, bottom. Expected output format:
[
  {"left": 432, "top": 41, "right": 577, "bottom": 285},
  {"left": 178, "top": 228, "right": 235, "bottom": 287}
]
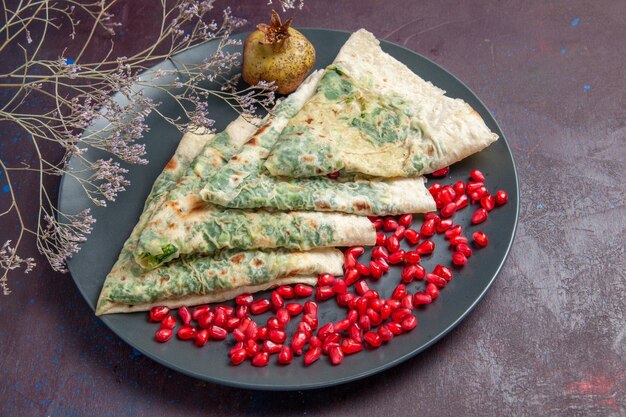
[
  {"left": 263, "top": 29, "right": 498, "bottom": 178},
  {"left": 133, "top": 71, "right": 376, "bottom": 269}
]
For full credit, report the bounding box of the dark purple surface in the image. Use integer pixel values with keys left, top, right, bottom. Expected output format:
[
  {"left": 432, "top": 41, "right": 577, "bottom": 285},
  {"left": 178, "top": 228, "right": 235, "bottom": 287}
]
[{"left": 1, "top": 1, "right": 625, "bottom": 416}]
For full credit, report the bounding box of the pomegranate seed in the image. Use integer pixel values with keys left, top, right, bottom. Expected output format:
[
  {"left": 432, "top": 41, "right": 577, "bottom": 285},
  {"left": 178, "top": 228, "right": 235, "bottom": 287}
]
[
  {"left": 449, "top": 235, "right": 469, "bottom": 246},
  {"left": 317, "top": 273, "right": 335, "bottom": 286},
  {"left": 332, "top": 278, "right": 347, "bottom": 294},
  {"left": 355, "top": 280, "right": 370, "bottom": 296},
  {"left": 392, "top": 284, "right": 407, "bottom": 300},
  {"left": 348, "top": 323, "right": 363, "bottom": 341},
  {"left": 368, "top": 262, "right": 383, "bottom": 281},
  {"left": 405, "top": 251, "right": 421, "bottom": 264},
  {"left": 177, "top": 325, "right": 197, "bottom": 340},
  {"left": 250, "top": 299, "right": 271, "bottom": 315},
  {"left": 416, "top": 240, "right": 435, "bottom": 255},
  {"left": 245, "top": 339, "right": 259, "bottom": 356},
  {"left": 358, "top": 315, "right": 371, "bottom": 331},
  {"left": 286, "top": 303, "right": 303, "bottom": 316},
  {"left": 355, "top": 262, "right": 371, "bottom": 276},
  {"left": 452, "top": 251, "right": 468, "bottom": 266},
  {"left": 404, "top": 228, "right": 420, "bottom": 244},
  {"left": 344, "top": 268, "right": 361, "bottom": 286},
  {"left": 472, "top": 208, "right": 488, "bottom": 224},
  {"left": 386, "top": 299, "right": 401, "bottom": 310},
  {"left": 233, "top": 328, "right": 245, "bottom": 342},
  {"left": 194, "top": 329, "right": 210, "bottom": 347},
  {"left": 387, "top": 322, "right": 404, "bottom": 335},
  {"left": 400, "top": 264, "right": 418, "bottom": 283},
  {"left": 367, "top": 308, "right": 382, "bottom": 325},
  {"left": 155, "top": 328, "right": 173, "bottom": 342},
  {"left": 470, "top": 169, "right": 485, "bottom": 182},
  {"left": 177, "top": 306, "right": 191, "bottom": 325},
  {"left": 213, "top": 309, "right": 226, "bottom": 327},
  {"left": 276, "top": 308, "right": 290, "bottom": 325},
  {"left": 420, "top": 218, "right": 436, "bottom": 237},
  {"left": 466, "top": 181, "right": 484, "bottom": 194},
  {"left": 380, "top": 304, "right": 392, "bottom": 320},
  {"left": 440, "top": 186, "right": 457, "bottom": 203},
  {"left": 344, "top": 253, "right": 357, "bottom": 269},
  {"left": 258, "top": 326, "right": 268, "bottom": 341},
  {"left": 414, "top": 292, "right": 433, "bottom": 305},
  {"left": 378, "top": 325, "right": 394, "bottom": 342},
  {"left": 401, "top": 293, "right": 414, "bottom": 309},
  {"left": 428, "top": 182, "right": 442, "bottom": 197},
  {"left": 263, "top": 340, "right": 283, "bottom": 354},
  {"left": 425, "top": 283, "right": 439, "bottom": 299},
  {"left": 391, "top": 308, "right": 411, "bottom": 323},
  {"left": 236, "top": 305, "right": 249, "bottom": 319},
  {"left": 230, "top": 348, "right": 247, "bottom": 365},
  {"left": 473, "top": 231, "right": 489, "bottom": 247},
  {"left": 397, "top": 213, "right": 413, "bottom": 227},
  {"left": 316, "top": 285, "right": 334, "bottom": 301},
  {"left": 304, "top": 347, "right": 322, "bottom": 365},
  {"left": 454, "top": 194, "right": 469, "bottom": 210},
  {"left": 149, "top": 306, "right": 170, "bottom": 322},
  {"left": 309, "top": 336, "right": 322, "bottom": 348},
  {"left": 317, "top": 323, "right": 335, "bottom": 340},
  {"left": 377, "top": 258, "right": 390, "bottom": 272},
  {"left": 327, "top": 171, "right": 340, "bottom": 179},
  {"left": 267, "top": 317, "right": 283, "bottom": 330},
  {"left": 457, "top": 243, "right": 473, "bottom": 257},
  {"left": 278, "top": 346, "right": 293, "bottom": 364},
  {"left": 445, "top": 225, "right": 462, "bottom": 239},
  {"left": 341, "top": 339, "right": 363, "bottom": 355},
  {"left": 481, "top": 194, "right": 495, "bottom": 212},
  {"left": 433, "top": 264, "right": 453, "bottom": 281},
  {"left": 238, "top": 317, "right": 251, "bottom": 332},
  {"left": 440, "top": 202, "right": 457, "bottom": 218},
  {"left": 337, "top": 292, "right": 356, "bottom": 307},
  {"left": 386, "top": 235, "right": 400, "bottom": 253},
  {"left": 304, "top": 301, "right": 318, "bottom": 316},
  {"left": 235, "top": 294, "right": 253, "bottom": 306},
  {"left": 271, "top": 292, "right": 284, "bottom": 309},
  {"left": 388, "top": 250, "right": 406, "bottom": 264},
  {"left": 226, "top": 317, "right": 241, "bottom": 331},
  {"left": 269, "top": 329, "right": 287, "bottom": 344},
  {"left": 402, "top": 315, "right": 418, "bottom": 331},
  {"left": 453, "top": 181, "right": 466, "bottom": 196},
  {"left": 160, "top": 314, "right": 176, "bottom": 329},
  {"left": 393, "top": 225, "right": 406, "bottom": 239},
  {"left": 364, "top": 332, "right": 382, "bottom": 348},
  {"left": 291, "top": 332, "right": 308, "bottom": 351},
  {"left": 373, "top": 218, "right": 383, "bottom": 230},
  {"left": 426, "top": 273, "right": 447, "bottom": 288},
  {"left": 334, "top": 318, "right": 351, "bottom": 333},
  {"left": 469, "top": 190, "right": 482, "bottom": 201},
  {"left": 209, "top": 325, "right": 227, "bottom": 340},
  {"left": 345, "top": 246, "right": 365, "bottom": 258},
  {"left": 191, "top": 306, "right": 210, "bottom": 321},
  {"left": 252, "top": 352, "right": 269, "bottom": 367},
  {"left": 276, "top": 285, "right": 295, "bottom": 299},
  {"left": 431, "top": 166, "right": 449, "bottom": 177},
  {"left": 376, "top": 232, "right": 387, "bottom": 246},
  {"left": 354, "top": 297, "right": 368, "bottom": 315},
  {"left": 424, "top": 212, "right": 441, "bottom": 221},
  {"left": 294, "top": 284, "right": 313, "bottom": 297},
  {"left": 371, "top": 246, "right": 389, "bottom": 261},
  {"left": 216, "top": 305, "right": 234, "bottom": 317},
  {"left": 383, "top": 217, "right": 399, "bottom": 231},
  {"left": 495, "top": 190, "right": 509, "bottom": 205},
  {"left": 302, "top": 314, "right": 318, "bottom": 329},
  {"left": 197, "top": 311, "right": 214, "bottom": 328},
  {"left": 363, "top": 290, "right": 379, "bottom": 300},
  {"left": 329, "top": 345, "right": 344, "bottom": 365}
]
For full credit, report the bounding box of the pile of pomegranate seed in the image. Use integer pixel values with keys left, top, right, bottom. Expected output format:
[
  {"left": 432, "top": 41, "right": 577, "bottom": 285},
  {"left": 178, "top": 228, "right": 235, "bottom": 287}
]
[{"left": 148, "top": 167, "right": 509, "bottom": 367}]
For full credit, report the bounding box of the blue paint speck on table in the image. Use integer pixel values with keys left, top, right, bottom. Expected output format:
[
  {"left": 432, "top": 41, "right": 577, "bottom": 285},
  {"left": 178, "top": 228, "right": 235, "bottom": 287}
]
[
  {"left": 571, "top": 17, "right": 580, "bottom": 26},
  {"left": 560, "top": 48, "right": 566, "bottom": 54},
  {"left": 583, "top": 84, "right": 591, "bottom": 92},
  {"left": 2, "top": 185, "right": 10, "bottom": 192},
  {"left": 537, "top": 203, "right": 544, "bottom": 209}
]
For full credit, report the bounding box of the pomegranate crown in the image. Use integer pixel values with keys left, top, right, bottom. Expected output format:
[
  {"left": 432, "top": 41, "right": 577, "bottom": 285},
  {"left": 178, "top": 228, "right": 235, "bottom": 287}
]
[{"left": 256, "top": 10, "right": 293, "bottom": 45}]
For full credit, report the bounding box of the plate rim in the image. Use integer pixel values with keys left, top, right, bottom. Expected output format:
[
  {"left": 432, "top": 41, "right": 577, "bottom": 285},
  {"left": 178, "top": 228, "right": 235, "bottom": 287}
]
[{"left": 59, "top": 27, "right": 519, "bottom": 391}]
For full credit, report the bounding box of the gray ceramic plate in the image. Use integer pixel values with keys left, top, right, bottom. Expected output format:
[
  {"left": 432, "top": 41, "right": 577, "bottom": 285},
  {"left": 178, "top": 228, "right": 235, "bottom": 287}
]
[{"left": 59, "top": 29, "right": 518, "bottom": 390}]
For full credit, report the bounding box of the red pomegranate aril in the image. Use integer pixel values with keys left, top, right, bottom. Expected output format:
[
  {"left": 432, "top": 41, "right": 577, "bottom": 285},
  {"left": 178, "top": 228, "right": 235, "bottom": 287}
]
[
  {"left": 245, "top": 339, "right": 260, "bottom": 356},
  {"left": 386, "top": 299, "right": 401, "bottom": 310},
  {"left": 304, "top": 300, "right": 318, "bottom": 316},
  {"left": 454, "top": 194, "right": 469, "bottom": 210},
  {"left": 149, "top": 306, "right": 170, "bottom": 322},
  {"left": 355, "top": 262, "right": 371, "bottom": 276},
  {"left": 250, "top": 299, "right": 271, "bottom": 315},
  {"left": 334, "top": 318, "right": 351, "bottom": 333},
  {"left": 286, "top": 303, "right": 303, "bottom": 316},
  {"left": 453, "top": 180, "right": 466, "bottom": 196},
  {"left": 426, "top": 273, "right": 447, "bottom": 288},
  {"left": 420, "top": 218, "right": 436, "bottom": 237},
  {"left": 373, "top": 218, "right": 383, "bottom": 230},
  {"left": 424, "top": 212, "right": 441, "bottom": 221},
  {"left": 347, "top": 309, "right": 359, "bottom": 324},
  {"left": 348, "top": 323, "right": 363, "bottom": 341},
  {"left": 238, "top": 317, "right": 251, "bottom": 332},
  {"left": 327, "top": 171, "right": 341, "bottom": 179},
  {"left": 495, "top": 190, "right": 509, "bottom": 205},
  {"left": 429, "top": 182, "right": 443, "bottom": 197},
  {"left": 304, "top": 347, "right": 322, "bottom": 365},
  {"left": 267, "top": 317, "right": 283, "bottom": 330},
  {"left": 269, "top": 329, "right": 287, "bottom": 344},
  {"left": 329, "top": 345, "right": 344, "bottom": 365},
  {"left": 457, "top": 243, "right": 473, "bottom": 257},
  {"left": 155, "top": 328, "right": 173, "bottom": 343},
  {"left": 401, "top": 294, "right": 415, "bottom": 310},
  {"left": 398, "top": 213, "right": 413, "bottom": 227},
  {"left": 466, "top": 181, "right": 484, "bottom": 193},
  {"left": 449, "top": 235, "right": 469, "bottom": 246},
  {"left": 344, "top": 253, "right": 357, "bottom": 269},
  {"left": 197, "top": 311, "right": 214, "bottom": 328},
  {"left": 317, "top": 323, "right": 335, "bottom": 340},
  {"left": 393, "top": 225, "right": 406, "bottom": 239},
  {"left": 402, "top": 315, "right": 418, "bottom": 331},
  {"left": 226, "top": 317, "right": 241, "bottom": 331},
  {"left": 177, "top": 306, "right": 192, "bottom": 325},
  {"left": 194, "top": 329, "right": 210, "bottom": 347},
  {"left": 263, "top": 340, "right": 283, "bottom": 354},
  {"left": 378, "top": 325, "right": 394, "bottom": 342},
  {"left": 191, "top": 305, "right": 210, "bottom": 321},
  {"left": 391, "top": 308, "right": 411, "bottom": 323},
  {"left": 209, "top": 325, "right": 227, "bottom": 340},
  {"left": 364, "top": 332, "right": 382, "bottom": 348},
  {"left": 302, "top": 314, "right": 319, "bottom": 330},
  {"left": 355, "top": 297, "right": 369, "bottom": 315},
  {"left": 252, "top": 352, "right": 269, "bottom": 367},
  {"left": 431, "top": 166, "right": 449, "bottom": 177},
  {"left": 341, "top": 339, "right": 363, "bottom": 355},
  {"left": 383, "top": 217, "right": 399, "bottom": 231},
  {"left": 316, "top": 285, "right": 334, "bottom": 301},
  {"left": 358, "top": 315, "right": 372, "bottom": 331},
  {"left": 440, "top": 202, "right": 457, "bottom": 218},
  {"left": 309, "top": 336, "right": 322, "bottom": 348},
  {"left": 317, "top": 273, "right": 335, "bottom": 287},
  {"left": 368, "top": 262, "right": 383, "bottom": 281},
  {"left": 216, "top": 305, "right": 234, "bottom": 317},
  {"left": 337, "top": 292, "right": 356, "bottom": 307},
  {"left": 472, "top": 208, "right": 488, "bottom": 224},
  {"left": 386, "top": 235, "right": 400, "bottom": 253},
  {"left": 469, "top": 190, "right": 482, "bottom": 201},
  {"left": 258, "top": 326, "right": 269, "bottom": 341},
  {"left": 332, "top": 278, "right": 347, "bottom": 294},
  {"left": 392, "top": 284, "right": 407, "bottom": 300},
  {"left": 452, "top": 251, "right": 468, "bottom": 266},
  {"left": 231, "top": 342, "right": 244, "bottom": 355},
  {"left": 276, "top": 285, "right": 295, "bottom": 299},
  {"left": 236, "top": 305, "right": 248, "bottom": 319},
  {"left": 433, "top": 264, "right": 453, "bottom": 281},
  {"left": 377, "top": 258, "right": 391, "bottom": 271},
  {"left": 278, "top": 346, "right": 293, "bottom": 364},
  {"left": 367, "top": 308, "right": 382, "bottom": 325},
  {"left": 401, "top": 264, "right": 418, "bottom": 283},
  {"left": 404, "top": 251, "right": 421, "bottom": 264},
  {"left": 354, "top": 280, "right": 369, "bottom": 296},
  {"left": 481, "top": 194, "right": 495, "bottom": 212},
  {"left": 363, "top": 290, "right": 379, "bottom": 300},
  {"left": 371, "top": 246, "right": 389, "bottom": 261},
  {"left": 160, "top": 314, "right": 176, "bottom": 329},
  {"left": 470, "top": 169, "right": 485, "bottom": 182},
  {"left": 235, "top": 293, "right": 254, "bottom": 306},
  {"left": 425, "top": 283, "right": 440, "bottom": 299},
  {"left": 233, "top": 328, "right": 246, "bottom": 342},
  {"left": 276, "top": 308, "right": 290, "bottom": 325},
  {"left": 473, "top": 231, "right": 489, "bottom": 247},
  {"left": 376, "top": 232, "right": 387, "bottom": 246},
  {"left": 177, "top": 325, "right": 197, "bottom": 340},
  {"left": 388, "top": 250, "right": 406, "bottom": 264},
  {"left": 380, "top": 304, "right": 392, "bottom": 320},
  {"left": 445, "top": 225, "right": 462, "bottom": 239},
  {"left": 368, "top": 298, "right": 384, "bottom": 313},
  {"left": 413, "top": 292, "right": 433, "bottom": 305},
  {"left": 440, "top": 186, "right": 457, "bottom": 204},
  {"left": 416, "top": 240, "right": 435, "bottom": 255},
  {"left": 294, "top": 284, "right": 313, "bottom": 297},
  {"left": 230, "top": 348, "right": 247, "bottom": 365},
  {"left": 291, "top": 332, "right": 308, "bottom": 351},
  {"left": 387, "top": 322, "right": 404, "bottom": 336},
  {"left": 344, "top": 268, "right": 361, "bottom": 286},
  {"left": 404, "top": 228, "right": 420, "bottom": 244},
  {"left": 271, "top": 292, "right": 284, "bottom": 309},
  {"left": 345, "top": 246, "right": 365, "bottom": 258}
]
